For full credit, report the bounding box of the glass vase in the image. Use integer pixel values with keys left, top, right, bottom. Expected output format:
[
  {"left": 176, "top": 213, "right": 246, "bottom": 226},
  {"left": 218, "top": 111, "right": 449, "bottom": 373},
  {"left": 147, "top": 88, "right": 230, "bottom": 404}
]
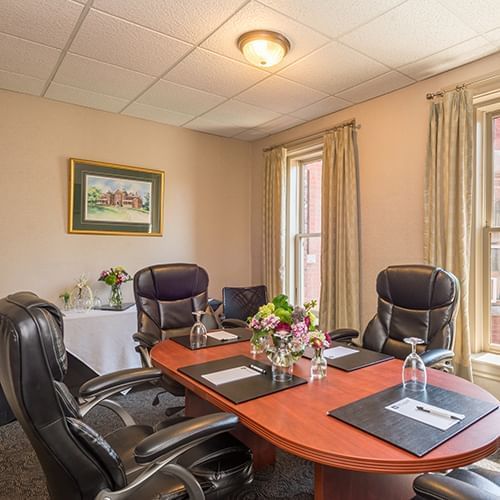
[
  {"left": 267, "top": 332, "right": 294, "bottom": 382},
  {"left": 402, "top": 337, "right": 427, "bottom": 392},
  {"left": 250, "top": 330, "right": 269, "bottom": 356},
  {"left": 109, "top": 285, "right": 123, "bottom": 308},
  {"left": 310, "top": 347, "right": 327, "bottom": 380}
]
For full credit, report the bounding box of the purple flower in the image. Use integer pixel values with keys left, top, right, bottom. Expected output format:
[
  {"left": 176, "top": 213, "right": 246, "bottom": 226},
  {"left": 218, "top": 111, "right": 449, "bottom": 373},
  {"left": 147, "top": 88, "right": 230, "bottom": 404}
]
[
  {"left": 261, "top": 314, "right": 280, "bottom": 330},
  {"left": 291, "top": 321, "right": 308, "bottom": 339}
]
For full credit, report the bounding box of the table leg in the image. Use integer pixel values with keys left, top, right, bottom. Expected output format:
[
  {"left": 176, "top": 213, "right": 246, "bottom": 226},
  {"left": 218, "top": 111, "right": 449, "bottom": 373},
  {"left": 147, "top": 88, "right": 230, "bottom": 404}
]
[
  {"left": 185, "top": 390, "right": 276, "bottom": 470},
  {"left": 315, "top": 464, "right": 417, "bottom": 500}
]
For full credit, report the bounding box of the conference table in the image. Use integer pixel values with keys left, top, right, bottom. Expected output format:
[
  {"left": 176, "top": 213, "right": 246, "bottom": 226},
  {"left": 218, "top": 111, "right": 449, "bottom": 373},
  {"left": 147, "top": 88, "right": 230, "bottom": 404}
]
[{"left": 151, "top": 338, "right": 499, "bottom": 500}]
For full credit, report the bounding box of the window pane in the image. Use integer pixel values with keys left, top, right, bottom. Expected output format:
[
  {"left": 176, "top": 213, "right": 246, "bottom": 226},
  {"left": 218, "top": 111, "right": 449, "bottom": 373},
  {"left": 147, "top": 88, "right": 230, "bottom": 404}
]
[
  {"left": 490, "top": 232, "right": 500, "bottom": 346},
  {"left": 302, "top": 159, "right": 322, "bottom": 233},
  {"left": 493, "top": 117, "right": 500, "bottom": 225},
  {"left": 299, "top": 235, "right": 321, "bottom": 306}
]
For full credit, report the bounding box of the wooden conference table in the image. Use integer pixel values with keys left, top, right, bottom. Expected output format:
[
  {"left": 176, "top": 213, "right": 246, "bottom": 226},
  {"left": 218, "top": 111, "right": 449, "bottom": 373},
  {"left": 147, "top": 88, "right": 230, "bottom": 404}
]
[{"left": 151, "top": 339, "right": 499, "bottom": 500}]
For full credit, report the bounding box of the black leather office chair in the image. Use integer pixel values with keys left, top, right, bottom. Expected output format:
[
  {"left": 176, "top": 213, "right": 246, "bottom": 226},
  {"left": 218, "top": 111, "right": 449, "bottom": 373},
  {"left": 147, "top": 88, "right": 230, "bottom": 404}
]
[
  {"left": 217, "top": 285, "right": 268, "bottom": 328},
  {"left": 0, "top": 292, "right": 253, "bottom": 500},
  {"left": 413, "top": 467, "right": 500, "bottom": 499},
  {"left": 330, "top": 265, "right": 459, "bottom": 371},
  {"left": 133, "top": 263, "right": 219, "bottom": 402}
]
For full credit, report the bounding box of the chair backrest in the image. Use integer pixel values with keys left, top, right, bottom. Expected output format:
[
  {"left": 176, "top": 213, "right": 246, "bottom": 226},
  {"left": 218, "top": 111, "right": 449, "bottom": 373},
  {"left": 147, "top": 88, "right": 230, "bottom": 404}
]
[
  {"left": 222, "top": 286, "right": 268, "bottom": 322},
  {"left": 363, "top": 265, "right": 459, "bottom": 359},
  {"left": 134, "top": 263, "right": 209, "bottom": 340},
  {"left": 0, "top": 292, "right": 126, "bottom": 500}
]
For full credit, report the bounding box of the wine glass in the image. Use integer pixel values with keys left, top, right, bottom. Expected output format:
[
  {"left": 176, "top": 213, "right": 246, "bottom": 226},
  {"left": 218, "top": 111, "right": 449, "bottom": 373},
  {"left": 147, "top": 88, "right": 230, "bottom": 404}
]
[
  {"left": 190, "top": 311, "right": 208, "bottom": 348},
  {"left": 402, "top": 337, "right": 427, "bottom": 392}
]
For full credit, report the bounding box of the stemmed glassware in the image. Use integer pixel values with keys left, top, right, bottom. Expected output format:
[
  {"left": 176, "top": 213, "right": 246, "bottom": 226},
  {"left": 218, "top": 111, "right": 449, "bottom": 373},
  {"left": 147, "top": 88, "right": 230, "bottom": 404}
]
[
  {"left": 402, "top": 337, "right": 427, "bottom": 392},
  {"left": 190, "top": 311, "right": 208, "bottom": 349}
]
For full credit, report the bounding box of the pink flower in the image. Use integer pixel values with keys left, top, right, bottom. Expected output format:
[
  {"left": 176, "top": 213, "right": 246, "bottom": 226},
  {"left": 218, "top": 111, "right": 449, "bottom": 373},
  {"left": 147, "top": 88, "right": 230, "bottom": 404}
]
[
  {"left": 291, "top": 321, "right": 308, "bottom": 339},
  {"left": 276, "top": 321, "right": 291, "bottom": 332}
]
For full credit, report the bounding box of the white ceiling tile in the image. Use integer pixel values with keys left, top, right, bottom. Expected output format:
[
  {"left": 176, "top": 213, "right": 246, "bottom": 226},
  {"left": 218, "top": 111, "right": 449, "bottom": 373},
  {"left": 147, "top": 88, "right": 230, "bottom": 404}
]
[
  {"left": 92, "top": 0, "right": 245, "bottom": 44},
  {"left": 279, "top": 42, "right": 388, "bottom": 94},
  {"left": 46, "top": 82, "right": 129, "bottom": 112},
  {"left": 259, "top": 0, "right": 406, "bottom": 38},
  {"left": 236, "top": 76, "right": 327, "bottom": 114},
  {"left": 484, "top": 28, "right": 500, "bottom": 46},
  {"left": 336, "top": 71, "right": 414, "bottom": 103},
  {"left": 164, "top": 48, "right": 268, "bottom": 97},
  {"left": 438, "top": 0, "right": 500, "bottom": 35},
  {"left": 399, "top": 37, "right": 498, "bottom": 81},
  {"left": 0, "top": 33, "right": 60, "bottom": 79},
  {"left": 0, "top": 69, "right": 45, "bottom": 96},
  {"left": 233, "top": 128, "right": 270, "bottom": 141},
  {"left": 123, "top": 102, "right": 193, "bottom": 126},
  {"left": 183, "top": 117, "right": 245, "bottom": 138},
  {"left": 54, "top": 53, "right": 154, "bottom": 99},
  {"left": 70, "top": 9, "right": 193, "bottom": 76},
  {"left": 290, "top": 96, "right": 351, "bottom": 121},
  {"left": 138, "top": 80, "right": 225, "bottom": 115},
  {"left": 201, "top": 0, "right": 329, "bottom": 71},
  {"left": 258, "top": 114, "right": 305, "bottom": 133},
  {"left": 202, "top": 100, "right": 281, "bottom": 128},
  {"left": 0, "top": 0, "right": 83, "bottom": 49},
  {"left": 340, "top": 0, "right": 477, "bottom": 67}
]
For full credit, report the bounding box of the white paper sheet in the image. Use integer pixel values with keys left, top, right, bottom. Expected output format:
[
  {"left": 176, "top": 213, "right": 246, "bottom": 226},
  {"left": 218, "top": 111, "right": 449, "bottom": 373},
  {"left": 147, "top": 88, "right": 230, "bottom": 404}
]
[
  {"left": 324, "top": 346, "right": 359, "bottom": 359},
  {"left": 201, "top": 366, "right": 260, "bottom": 386},
  {"left": 385, "top": 397, "right": 465, "bottom": 431},
  {"left": 207, "top": 330, "right": 239, "bottom": 341}
]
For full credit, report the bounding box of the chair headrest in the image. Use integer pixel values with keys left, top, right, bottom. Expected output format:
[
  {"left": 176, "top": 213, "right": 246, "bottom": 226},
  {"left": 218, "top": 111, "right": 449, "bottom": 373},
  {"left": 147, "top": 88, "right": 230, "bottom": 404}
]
[
  {"left": 377, "top": 265, "right": 458, "bottom": 310},
  {"left": 1, "top": 292, "right": 67, "bottom": 381},
  {"left": 134, "top": 263, "right": 209, "bottom": 301}
]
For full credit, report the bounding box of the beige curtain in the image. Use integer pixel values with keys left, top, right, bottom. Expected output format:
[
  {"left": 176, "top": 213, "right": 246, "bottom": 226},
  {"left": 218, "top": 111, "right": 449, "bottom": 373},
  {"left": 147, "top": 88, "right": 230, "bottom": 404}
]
[
  {"left": 319, "top": 126, "right": 360, "bottom": 332},
  {"left": 263, "top": 147, "right": 286, "bottom": 298},
  {"left": 424, "top": 89, "right": 474, "bottom": 380}
]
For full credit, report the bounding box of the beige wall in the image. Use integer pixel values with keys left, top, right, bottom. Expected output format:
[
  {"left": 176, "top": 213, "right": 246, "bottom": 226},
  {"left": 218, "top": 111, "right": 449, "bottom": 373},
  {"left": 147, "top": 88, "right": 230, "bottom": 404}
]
[
  {"left": 0, "top": 90, "right": 252, "bottom": 305},
  {"left": 251, "top": 52, "right": 500, "bottom": 330}
]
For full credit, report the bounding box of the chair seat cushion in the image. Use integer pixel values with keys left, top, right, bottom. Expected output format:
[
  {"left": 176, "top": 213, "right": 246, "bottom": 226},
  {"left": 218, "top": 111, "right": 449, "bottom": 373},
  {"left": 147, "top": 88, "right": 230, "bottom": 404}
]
[{"left": 106, "top": 424, "right": 154, "bottom": 480}]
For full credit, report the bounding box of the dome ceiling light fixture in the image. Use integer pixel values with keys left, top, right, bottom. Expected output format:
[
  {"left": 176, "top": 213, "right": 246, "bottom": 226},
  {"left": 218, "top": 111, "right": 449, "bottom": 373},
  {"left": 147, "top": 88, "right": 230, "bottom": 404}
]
[{"left": 237, "top": 30, "right": 290, "bottom": 68}]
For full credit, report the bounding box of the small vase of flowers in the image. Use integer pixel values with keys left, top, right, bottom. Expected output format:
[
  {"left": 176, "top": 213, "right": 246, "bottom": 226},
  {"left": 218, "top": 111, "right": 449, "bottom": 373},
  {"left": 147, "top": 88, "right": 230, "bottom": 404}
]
[
  {"left": 309, "top": 331, "right": 330, "bottom": 380},
  {"left": 248, "top": 294, "right": 319, "bottom": 381},
  {"left": 98, "top": 266, "right": 132, "bottom": 308}
]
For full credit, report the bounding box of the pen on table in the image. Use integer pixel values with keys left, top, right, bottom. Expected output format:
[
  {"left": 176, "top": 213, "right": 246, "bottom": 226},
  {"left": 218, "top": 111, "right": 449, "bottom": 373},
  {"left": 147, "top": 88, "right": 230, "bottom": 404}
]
[
  {"left": 249, "top": 364, "right": 267, "bottom": 374},
  {"left": 416, "top": 405, "right": 464, "bottom": 421},
  {"left": 219, "top": 336, "right": 240, "bottom": 342}
]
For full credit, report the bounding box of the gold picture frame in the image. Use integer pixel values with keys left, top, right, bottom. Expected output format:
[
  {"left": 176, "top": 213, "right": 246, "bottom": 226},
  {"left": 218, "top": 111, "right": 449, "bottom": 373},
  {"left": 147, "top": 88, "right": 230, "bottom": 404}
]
[{"left": 68, "top": 158, "right": 164, "bottom": 236}]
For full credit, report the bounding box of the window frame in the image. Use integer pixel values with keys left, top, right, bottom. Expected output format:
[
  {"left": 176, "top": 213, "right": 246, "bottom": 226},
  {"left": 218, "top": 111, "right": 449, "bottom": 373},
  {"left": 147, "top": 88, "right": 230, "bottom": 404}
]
[
  {"left": 285, "top": 144, "right": 323, "bottom": 306},
  {"left": 476, "top": 98, "right": 500, "bottom": 354}
]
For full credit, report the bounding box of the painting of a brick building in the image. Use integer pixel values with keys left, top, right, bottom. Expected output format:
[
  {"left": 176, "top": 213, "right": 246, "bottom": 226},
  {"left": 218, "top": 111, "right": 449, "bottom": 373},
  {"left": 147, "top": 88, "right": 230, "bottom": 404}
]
[{"left": 97, "top": 189, "right": 143, "bottom": 209}]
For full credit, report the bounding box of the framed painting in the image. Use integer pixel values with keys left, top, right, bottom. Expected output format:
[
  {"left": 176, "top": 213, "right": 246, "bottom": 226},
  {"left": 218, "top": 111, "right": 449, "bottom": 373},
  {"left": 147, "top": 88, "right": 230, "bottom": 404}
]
[{"left": 68, "top": 158, "right": 164, "bottom": 236}]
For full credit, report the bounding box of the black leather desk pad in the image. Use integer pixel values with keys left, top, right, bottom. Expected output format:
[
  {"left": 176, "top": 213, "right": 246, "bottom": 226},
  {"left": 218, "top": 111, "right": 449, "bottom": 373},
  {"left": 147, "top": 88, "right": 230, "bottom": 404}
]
[
  {"left": 328, "top": 383, "right": 498, "bottom": 457},
  {"left": 171, "top": 328, "right": 252, "bottom": 350},
  {"left": 303, "top": 341, "right": 394, "bottom": 371},
  {"left": 178, "top": 355, "right": 307, "bottom": 404}
]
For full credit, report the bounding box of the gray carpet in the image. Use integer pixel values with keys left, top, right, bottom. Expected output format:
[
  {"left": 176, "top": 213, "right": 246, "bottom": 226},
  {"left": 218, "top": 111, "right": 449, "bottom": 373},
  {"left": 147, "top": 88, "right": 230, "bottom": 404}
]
[{"left": 0, "top": 387, "right": 497, "bottom": 500}]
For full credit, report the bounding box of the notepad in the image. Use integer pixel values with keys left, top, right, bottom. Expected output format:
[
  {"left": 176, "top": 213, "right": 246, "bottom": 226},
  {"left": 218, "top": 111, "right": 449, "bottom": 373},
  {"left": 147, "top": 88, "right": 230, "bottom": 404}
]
[
  {"left": 324, "top": 346, "right": 359, "bottom": 359},
  {"left": 201, "top": 366, "right": 260, "bottom": 386},
  {"left": 386, "top": 397, "right": 465, "bottom": 431},
  {"left": 207, "top": 330, "right": 239, "bottom": 341}
]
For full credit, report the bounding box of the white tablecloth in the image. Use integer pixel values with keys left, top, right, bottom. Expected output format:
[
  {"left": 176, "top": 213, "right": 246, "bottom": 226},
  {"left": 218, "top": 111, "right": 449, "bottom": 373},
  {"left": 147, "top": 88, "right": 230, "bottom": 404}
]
[{"left": 63, "top": 306, "right": 142, "bottom": 375}]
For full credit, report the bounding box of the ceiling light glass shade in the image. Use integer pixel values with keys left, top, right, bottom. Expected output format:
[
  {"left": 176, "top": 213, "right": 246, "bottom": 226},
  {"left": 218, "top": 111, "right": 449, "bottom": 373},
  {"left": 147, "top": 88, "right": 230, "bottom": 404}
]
[{"left": 238, "top": 30, "right": 290, "bottom": 68}]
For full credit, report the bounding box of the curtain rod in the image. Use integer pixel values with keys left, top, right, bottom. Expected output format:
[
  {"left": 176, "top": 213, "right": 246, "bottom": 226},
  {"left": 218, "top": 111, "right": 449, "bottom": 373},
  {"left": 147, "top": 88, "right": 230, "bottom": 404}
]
[
  {"left": 426, "top": 72, "right": 500, "bottom": 100},
  {"left": 263, "top": 118, "right": 360, "bottom": 153}
]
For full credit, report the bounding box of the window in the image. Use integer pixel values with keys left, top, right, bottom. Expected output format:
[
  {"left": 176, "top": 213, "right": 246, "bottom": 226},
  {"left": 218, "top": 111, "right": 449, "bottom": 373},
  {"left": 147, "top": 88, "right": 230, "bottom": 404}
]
[
  {"left": 286, "top": 146, "right": 323, "bottom": 307},
  {"left": 478, "top": 101, "right": 500, "bottom": 353}
]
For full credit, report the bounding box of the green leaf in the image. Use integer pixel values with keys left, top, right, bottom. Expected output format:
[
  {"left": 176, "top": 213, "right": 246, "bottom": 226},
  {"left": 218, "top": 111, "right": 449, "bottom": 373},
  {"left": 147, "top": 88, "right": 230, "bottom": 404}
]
[{"left": 272, "top": 294, "right": 292, "bottom": 311}]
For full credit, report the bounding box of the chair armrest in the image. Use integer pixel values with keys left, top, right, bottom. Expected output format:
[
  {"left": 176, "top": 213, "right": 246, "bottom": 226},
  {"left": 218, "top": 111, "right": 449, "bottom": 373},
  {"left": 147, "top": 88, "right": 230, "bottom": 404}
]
[
  {"left": 208, "top": 298, "right": 223, "bottom": 313},
  {"left": 419, "top": 348, "right": 454, "bottom": 368},
  {"left": 413, "top": 473, "right": 499, "bottom": 500},
  {"left": 134, "top": 412, "right": 239, "bottom": 464},
  {"left": 221, "top": 318, "right": 249, "bottom": 329},
  {"left": 132, "top": 331, "right": 158, "bottom": 349},
  {"left": 328, "top": 328, "right": 359, "bottom": 343},
  {"left": 79, "top": 368, "right": 162, "bottom": 398}
]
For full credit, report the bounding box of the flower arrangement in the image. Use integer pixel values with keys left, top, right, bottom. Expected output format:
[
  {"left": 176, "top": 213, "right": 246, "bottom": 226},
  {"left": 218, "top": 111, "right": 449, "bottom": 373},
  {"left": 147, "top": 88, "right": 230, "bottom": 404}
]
[
  {"left": 98, "top": 266, "right": 132, "bottom": 287},
  {"left": 98, "top": 266, "right": 132, "bottom": 307},
  {"left": 308, "top": 330, "right": 330, "bottom": 350},
  {"left": 248, "top": 294, "right": 321, "bottom": 359}
]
